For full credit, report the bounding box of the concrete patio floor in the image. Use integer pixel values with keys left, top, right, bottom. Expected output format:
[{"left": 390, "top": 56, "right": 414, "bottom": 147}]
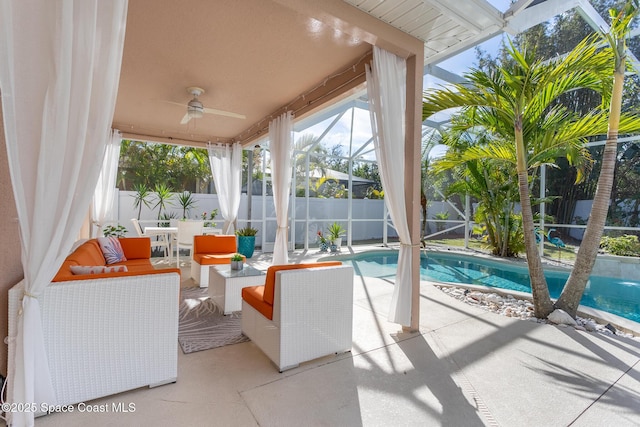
[{"left": 33, "top": 245, "right": 640, "bottom": 426}]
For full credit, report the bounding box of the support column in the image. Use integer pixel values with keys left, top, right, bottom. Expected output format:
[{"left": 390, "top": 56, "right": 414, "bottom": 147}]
[
  {"left": 405, "top": 53, "right": 423, "bottom": 332},
  {"left": 247, "top": 149, "right": 254, "bottom": 228}
]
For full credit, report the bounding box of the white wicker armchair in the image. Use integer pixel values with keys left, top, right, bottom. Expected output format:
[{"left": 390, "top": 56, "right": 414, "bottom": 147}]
[
  {"left": 241, "top": 264, "right": 354, "bottom": 372},
  {"left": 7, "top": 271, "right": 180, "bottom": 411}
]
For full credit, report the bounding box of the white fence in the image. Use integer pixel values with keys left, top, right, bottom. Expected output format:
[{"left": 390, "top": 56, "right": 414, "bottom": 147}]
[
  {"left": 107, "top": 190, "right": 400, "bottom": 250},
  {"left": 107, "top": 191, "right": 639, "bottom": 250}
]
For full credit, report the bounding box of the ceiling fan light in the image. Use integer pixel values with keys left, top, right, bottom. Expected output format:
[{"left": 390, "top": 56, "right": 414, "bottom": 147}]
[
  {"left": 188, "top": 106, "right": 204, "bottom": 119},
  {"left": 187, "top": 99, "right": 204, "bottom": 119}
]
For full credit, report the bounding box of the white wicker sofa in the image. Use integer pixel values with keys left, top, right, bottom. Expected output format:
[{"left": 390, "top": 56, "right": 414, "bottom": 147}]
[
  {"left": 241, "top": 262, "right": 354, "bottom": 372},
  {"left": 7, "top": 238, "right": 181, "bottom": 411}
]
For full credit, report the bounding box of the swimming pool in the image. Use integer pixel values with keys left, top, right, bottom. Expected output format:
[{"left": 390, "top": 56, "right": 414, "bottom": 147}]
[{"left": 338, "top": 250, "right": 640, "bottom": 324}]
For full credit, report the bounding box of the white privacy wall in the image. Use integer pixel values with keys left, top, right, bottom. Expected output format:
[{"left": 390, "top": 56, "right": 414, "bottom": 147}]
[
  {"left": 109, "top": 191, "right": 637, "bottom": 245},
  {"left": 114, "top": 191, "right": 398, "bottom": 245}
]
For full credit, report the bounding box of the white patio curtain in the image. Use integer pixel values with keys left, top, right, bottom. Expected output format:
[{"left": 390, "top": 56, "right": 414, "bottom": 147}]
[
  {"left": 207, "top": 141, "right": 242, "bottom": 234},
  {"left": 0, "top": 2, "right": 128, "bottom": 426},
  {"left": 269, "top": 111, "right": 294, "bottom": 265},
  {"left": 366, "top": 46, "right": 413, "bottom": 326},
  {"left": 91, "top": 129, "right": 123, "bottom": 237}
]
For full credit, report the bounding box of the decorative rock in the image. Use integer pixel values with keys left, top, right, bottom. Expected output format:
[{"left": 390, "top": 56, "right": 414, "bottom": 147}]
[
  {"left": 584, "top": 321, "right": 598, "bottom": 332},
  {"left": 548, "top": 309, "right": 578, "bottom": 326},
  {"left": 468, "top": 292, "right": 484, "bottom": 301},
  {"left": 574, "top": 325, "right": 587, "bottom": 332},
  {"left": 485, "top": 294, "right": 503, "bottom": 305},
  {"left": 433, "top": 285, "right": 638, "bottom": 340}
]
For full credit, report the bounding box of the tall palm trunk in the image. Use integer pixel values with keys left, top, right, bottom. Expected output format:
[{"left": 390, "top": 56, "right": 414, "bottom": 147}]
[
  {"left": 500, "top": 198, "right": 513, "bottom": 257},
  {"left": 515, "top": 117, "right": 554, "bottom": 317},
  {"left": 556, "top": 66, "right": 625, "bottom": 317}
]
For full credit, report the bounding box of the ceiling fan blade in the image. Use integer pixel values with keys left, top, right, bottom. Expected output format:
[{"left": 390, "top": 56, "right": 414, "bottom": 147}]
[
  {"left": 160, "top": 100, "right": 187, "bottom": 108},
  {"left": 203, "top": 107, "right": 246, "bottom": 120},
  {"left": 180, "top": 113, "right": 192, "bottom": 124}
]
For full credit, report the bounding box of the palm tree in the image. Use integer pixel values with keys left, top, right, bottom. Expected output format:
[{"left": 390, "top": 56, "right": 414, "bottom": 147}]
[
  {"left": 176, "top": 191, "right": 198, "bottom": 219},
  {"left": 556, "top": 1, "right": 640, "bottom": 317},
  {"left": 152, "top": 183, "right": 174, "bottom": 221},
  {"left": 420, "top": 129, "right": 441, "bottom": 241},
  {"left": 132, "top": 183, "right": 153, "bottom": 220},
  {"left": 434, "top": 129, "right": 524, "bottom": 257},
  {"left": 423, "top": 34, "right": 622, "bottom": 318}
]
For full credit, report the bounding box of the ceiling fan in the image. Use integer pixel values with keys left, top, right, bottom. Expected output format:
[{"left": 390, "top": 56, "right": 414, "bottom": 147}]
[{"left": 168, "top": 86, "right": 246, "bottom": 124}]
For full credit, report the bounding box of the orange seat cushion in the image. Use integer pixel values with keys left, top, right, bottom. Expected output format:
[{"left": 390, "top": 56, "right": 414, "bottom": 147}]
[
  {"left": 193, "top": 235, "right": 237, "bottom": 256},
  {"left": 67, "top": 240, "right": 106, "bottom": 266},
  {"left": 53, "top": 260, "right": 80, "bottom": 281},
  {"left": 118, "top": 237, "right": 152, "bottom": 259},
  {"left": 242, "top": 285, "right": 273, "bottom": 320},
  {"left": 112, "top": 258, "right": 153, "bottom": 272},
  {"left": 193, "top": 253, "right": 245, "bottom": 265},
  {"left": 52, "top": 237, "right": 167, "bottom": 282},
  {"left": 263, "top": 261, "right": 342, "bottom": 306},
  {"left": 53, "top": 240, "right": 106, "bottom": 281}
]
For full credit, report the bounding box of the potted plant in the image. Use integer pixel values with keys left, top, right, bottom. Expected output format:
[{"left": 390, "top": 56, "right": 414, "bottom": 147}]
[
  {"left": 235, "top": 226, "right": 258, "bottom": 258},
  {"left": 327, "top": 222, "right": 346, "bottom": 251},
  {"left": 200, "top": 209, "right": 218, "bottom": 228},
  {"left": 103, "top": 224, "right": 128, "bottom": 238},
  {"left": 177, "top": 191, "right": 198, "bottom": 219},
  {"left": 316, "top": 230, "right": 329, "bottom": 252},
  {"left": 230, "top": 253, "right": 244, "bottom": 270}
]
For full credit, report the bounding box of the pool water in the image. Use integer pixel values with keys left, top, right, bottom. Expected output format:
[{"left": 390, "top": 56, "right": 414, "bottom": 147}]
[{"left": 342, "top": 251, "right": 640, "bottom": 324}]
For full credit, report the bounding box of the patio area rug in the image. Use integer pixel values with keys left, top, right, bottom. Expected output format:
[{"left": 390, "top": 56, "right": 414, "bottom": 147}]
[{"left": 178, "top": 287, "right": 249, "bottom": 354}]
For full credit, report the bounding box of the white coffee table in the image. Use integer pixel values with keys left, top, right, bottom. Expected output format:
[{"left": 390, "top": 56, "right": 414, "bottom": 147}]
[{"left": 209, "top": 265, "right": 266, "bottom": 314}]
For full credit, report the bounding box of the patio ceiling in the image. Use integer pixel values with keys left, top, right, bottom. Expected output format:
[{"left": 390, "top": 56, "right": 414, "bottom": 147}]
[{"left": 113, "top": 0, "right": 510, "bottom": 148}]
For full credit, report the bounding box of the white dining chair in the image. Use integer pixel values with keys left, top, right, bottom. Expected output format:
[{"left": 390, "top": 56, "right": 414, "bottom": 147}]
[
  {"left": 131, "top": 218, "right": 171, "bottom": 259},
  {"left": 174, "top": 220, "right": 204, "bottom": 267}
]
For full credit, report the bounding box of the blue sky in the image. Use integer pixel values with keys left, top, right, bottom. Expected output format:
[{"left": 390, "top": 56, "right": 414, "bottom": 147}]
[
  {"left": 489, "top": 0, "right": 512, "bottom": 13},
  {"left": 431, "top": 0, "right": 514, "bottom": 78},
  {"left": 436, "top": 35, "right": 505, "bottom": 76}
]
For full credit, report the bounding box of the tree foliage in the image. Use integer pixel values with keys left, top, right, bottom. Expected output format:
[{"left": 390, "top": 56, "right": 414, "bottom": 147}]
[
  {"left": 118, "top": 140, "right": 212, "bottom": 193},
  {"left": 557, "top": 0, "right": 640, "bottom": 318},
  {"left": 477, "top": 0, "right": 640, "bottom": 224},
  {"left": 434, "top": 129, "right": 524, "bottom": 256},
  {"left": 290, "top": 133, "right": 383, "bottom": 198},
  {"left": 424, "top": 29, "right": 640, "bottom": 318}
]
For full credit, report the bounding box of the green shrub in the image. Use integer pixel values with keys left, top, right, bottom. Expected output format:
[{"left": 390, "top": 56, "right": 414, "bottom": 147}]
[
  {"left": 236, "top": 226, "right": 258, "bottom": 236},
  {"left": 435, "top": 211, "right": 450, "bottom": 232},
  {"left": 600, "top": 234, "right": 640, "bottom": 257},
  {"left": 103, "top": 224, "right": 127, "bottom": 238}
]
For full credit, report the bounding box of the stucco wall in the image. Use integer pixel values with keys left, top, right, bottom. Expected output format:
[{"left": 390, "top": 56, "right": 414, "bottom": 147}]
[{"left": 0, "top": 99, "right": 24, "bottom": 376}]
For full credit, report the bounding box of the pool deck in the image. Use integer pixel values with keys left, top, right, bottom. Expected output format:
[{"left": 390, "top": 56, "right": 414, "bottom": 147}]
[{"left": 34, "top": 244, "right": 640, "bottom": 426}]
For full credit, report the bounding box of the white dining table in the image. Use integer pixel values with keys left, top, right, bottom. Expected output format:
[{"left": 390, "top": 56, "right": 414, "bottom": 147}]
[
  {"left": 143, "top": 226, "right": 223, "bottom": 238},
  {"left": 143, "top": 226, "right": 223, "bottom": 261},
  {"left": 144, "top": 226, "right": 177, "bottom": 237}
]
